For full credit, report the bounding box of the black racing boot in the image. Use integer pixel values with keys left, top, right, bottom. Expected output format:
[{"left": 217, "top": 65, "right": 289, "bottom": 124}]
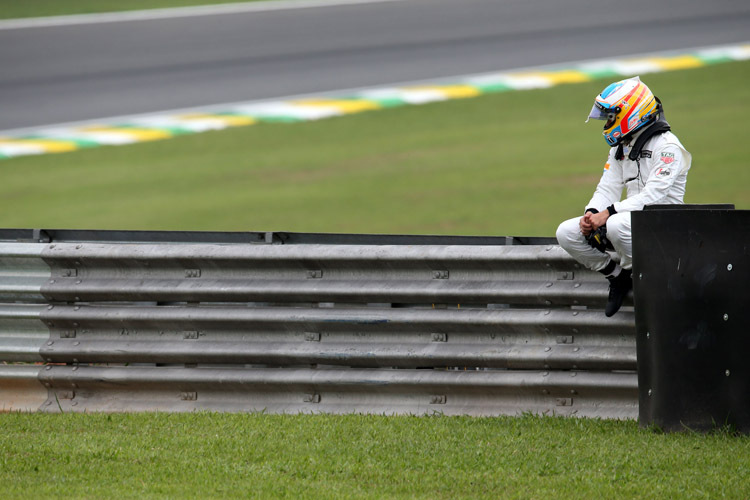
[{"left": 605, "top": 269, "right": 632, "bottom": 317}]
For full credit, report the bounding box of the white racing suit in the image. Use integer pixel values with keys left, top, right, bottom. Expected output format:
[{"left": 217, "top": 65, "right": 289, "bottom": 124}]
[{"left": 556, "top": 130, "right": 691, "bottom": 272}]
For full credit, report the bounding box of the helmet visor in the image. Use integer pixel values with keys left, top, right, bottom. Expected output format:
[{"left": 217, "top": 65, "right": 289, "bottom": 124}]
[
  {"left": 586, "top": 103, "right": 617, "bottom": 128},
  {"left": 587, "top": 103, "right": 607, "bottom": 122}
]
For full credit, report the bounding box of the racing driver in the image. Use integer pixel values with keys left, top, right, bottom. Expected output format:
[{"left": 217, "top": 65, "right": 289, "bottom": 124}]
[{"left": 556, "top": 76, "right": 692, "bottom": 317}]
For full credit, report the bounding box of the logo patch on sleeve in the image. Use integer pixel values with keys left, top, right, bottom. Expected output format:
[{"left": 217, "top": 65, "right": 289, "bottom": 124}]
[
  {"left": 656, "top": 167, "right": 671, "bottom": 177},
  {"left": 640, "top": 150, "right": 652, "bottom": 158},
  {"left": 603, "top": 162, "right": 610, "bottom": 171},
  {"left": 660, "top": 152, "right": 675, "bottom": 164}
]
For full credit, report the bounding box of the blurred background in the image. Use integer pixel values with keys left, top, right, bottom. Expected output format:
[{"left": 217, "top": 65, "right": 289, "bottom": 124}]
[{"left": 1, "top": 0, "right": 748, "bottom": 235}]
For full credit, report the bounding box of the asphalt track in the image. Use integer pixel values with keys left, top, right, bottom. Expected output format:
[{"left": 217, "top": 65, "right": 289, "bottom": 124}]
[{"left": 1, "top": 0, "right": 749, "bottom": 131}]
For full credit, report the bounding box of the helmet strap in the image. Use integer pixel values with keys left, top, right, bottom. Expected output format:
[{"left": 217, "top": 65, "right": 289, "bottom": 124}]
[{"left": 614, "top": 116, "right": 671, "bottom": 161}]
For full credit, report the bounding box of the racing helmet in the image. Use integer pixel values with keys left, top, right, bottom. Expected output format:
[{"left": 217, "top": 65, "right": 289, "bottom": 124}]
[{"left": 587, "top": 76, "right": 661, "bottom": 146}]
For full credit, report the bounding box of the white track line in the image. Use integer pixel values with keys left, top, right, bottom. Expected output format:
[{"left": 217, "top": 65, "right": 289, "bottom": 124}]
[{"left": 0, "top": 0, "right": 401, "bottom": 31}]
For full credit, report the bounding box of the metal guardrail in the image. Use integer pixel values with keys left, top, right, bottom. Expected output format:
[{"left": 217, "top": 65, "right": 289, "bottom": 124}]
[{"left": 0, "top": 230, "right": 636, "bottom": 418}]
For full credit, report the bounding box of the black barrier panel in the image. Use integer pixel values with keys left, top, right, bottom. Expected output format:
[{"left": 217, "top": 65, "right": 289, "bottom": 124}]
[{"left": 632, "top": 206, "right": 749, "bottom": 433}]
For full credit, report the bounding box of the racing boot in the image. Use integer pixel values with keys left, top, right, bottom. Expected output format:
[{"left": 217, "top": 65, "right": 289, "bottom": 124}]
[{"left": 605, "top": 269, "right": 632, "bottom": 317}]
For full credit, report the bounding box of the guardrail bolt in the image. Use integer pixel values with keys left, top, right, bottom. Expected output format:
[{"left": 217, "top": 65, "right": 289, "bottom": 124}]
[
  {"left": 304, "top": 393, "right": 321, "bottom": 403},
  {"left": 180, "top": 392, "right": 198, "bottom": 401},
  {"left": 723, "top": 314, "right": 729, "bottom": 321},
  {"left": 431, "top": 333, "right": 447, "bottom": 342},
  {"left": 727, "top": 264, "right": 733, "bottom": 271},
  {"left": 725, "top": 370, "right": 730, "bottom": 377},
  {"left": 307, "top": 270, "right": 323, "bottom": 279},
  {"left": 430, "top": 395, "right": 447, "bottom": 405}
]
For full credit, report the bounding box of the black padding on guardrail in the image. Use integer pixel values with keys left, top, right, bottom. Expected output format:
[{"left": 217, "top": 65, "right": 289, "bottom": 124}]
[{"left": 633, "top": 206, "right": 749, "bottom": 433}]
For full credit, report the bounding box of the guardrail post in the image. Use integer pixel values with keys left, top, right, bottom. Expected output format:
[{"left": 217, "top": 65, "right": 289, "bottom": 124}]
[{"left": 632, "top": 205, "right": 749, "bottom": 433}]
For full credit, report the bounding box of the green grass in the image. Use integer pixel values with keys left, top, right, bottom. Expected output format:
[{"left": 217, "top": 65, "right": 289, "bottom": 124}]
[
  {"left": 1, "top": 412, "right": 748, "bottom": 499},
  {"left": 0, "top": 0, "right": 270, "bottom": 19},
  {"left": 1, "top": 61, "right": 748, "bottom": 236}
]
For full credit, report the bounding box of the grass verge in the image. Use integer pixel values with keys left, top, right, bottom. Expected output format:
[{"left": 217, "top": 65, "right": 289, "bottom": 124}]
[
  {"left": 1, "top": 412, "right": 748, "bottom": 499},
  {"left": 0, "top": 0, "right": 271, "bottom": 19},
  {"left": 0, "top": 61, "right": 747, "bottom": 236}
]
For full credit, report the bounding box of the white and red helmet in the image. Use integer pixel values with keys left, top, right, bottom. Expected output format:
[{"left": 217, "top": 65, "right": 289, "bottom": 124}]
[{"left": 587, "top": 76, "right": 661, "bottom": 146}]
